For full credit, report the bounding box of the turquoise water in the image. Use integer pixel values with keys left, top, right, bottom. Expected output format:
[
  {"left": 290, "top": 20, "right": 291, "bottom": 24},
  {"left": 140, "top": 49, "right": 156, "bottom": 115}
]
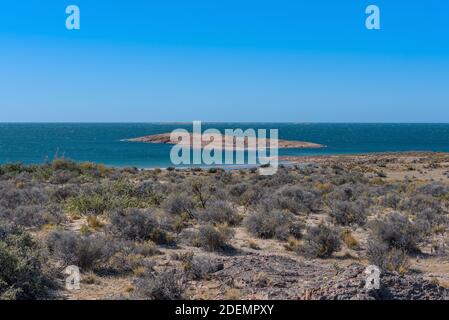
[{"left": 1, "top": 123, "right": 449, "bottom": 168}]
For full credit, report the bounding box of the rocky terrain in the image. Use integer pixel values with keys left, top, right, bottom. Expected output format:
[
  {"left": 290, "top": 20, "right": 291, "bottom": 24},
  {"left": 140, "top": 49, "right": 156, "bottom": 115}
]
[
  {"left": 313, "top": 264, "right": 447, "bottom": 300},
  {"left": 1, "top": 152, "right": 449, "bottom": 300}
]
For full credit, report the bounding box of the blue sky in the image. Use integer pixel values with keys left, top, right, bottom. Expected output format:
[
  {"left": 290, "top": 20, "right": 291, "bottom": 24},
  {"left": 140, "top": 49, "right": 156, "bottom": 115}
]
[{"left": 1, "top": 0, "right": 448, "bottom": 122}]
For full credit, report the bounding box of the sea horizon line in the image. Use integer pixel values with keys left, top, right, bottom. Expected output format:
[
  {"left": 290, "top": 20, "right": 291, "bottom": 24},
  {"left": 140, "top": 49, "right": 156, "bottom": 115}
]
[{"left": 2, "top": 122, "right": 449, "bottom": 125}]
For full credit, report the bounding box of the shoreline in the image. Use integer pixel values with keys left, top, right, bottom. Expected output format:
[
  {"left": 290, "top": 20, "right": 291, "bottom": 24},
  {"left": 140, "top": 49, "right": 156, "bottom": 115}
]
[
  {"left": 139, "top": 151, "right": 449, "bottom": 171},
  {"left": 3, "top": 151, "right": 449, "bottom": 172},
  {"left": 279, "top": 150, "right": 449, "bottom": 163}
]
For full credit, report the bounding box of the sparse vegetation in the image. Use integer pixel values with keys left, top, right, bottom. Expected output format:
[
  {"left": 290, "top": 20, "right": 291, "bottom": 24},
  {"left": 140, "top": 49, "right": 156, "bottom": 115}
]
[
  {"left": 0, "top": 225, "right": 53, "bottom": 299},
  {"left": 181, "top": 253, "right": 223, "bottom": 280},
  {"left": 341, "top": 229, "right": 359, "bottom": 249},
  {"left": 46, "top": 230, "right": 114, "bottom": 270},
  {"left": 162, "top": 194, "right": 195, "bottom": 218},
  {"left": 1, "top": 154, "right": 449, "bottom": 300},
  {"left": 244, "top": 209, "right": 303, "bottom": 240},
  {"left": 133, "top": 269, "right": 186, "bottom": 300},
  {"left": 370, "top": 212, "right": 423, "bottom": 253},
  {"left": 302, "top": 224, "right": 341, "bottom": 258},
  {"left": 366, "top": 240, "right": 409, "bottom": 272},
  {"left": 108, "top": 208, "right": 159, "bottom": 242},
  {"left": 198, "top": 200, "right": 240, "bottom": 225},
  {"left": 198, "top": 224, "right": 233, "bottom": 252},
  {"left": 328, "top": 200, "right": 367, "bottom": 227}
]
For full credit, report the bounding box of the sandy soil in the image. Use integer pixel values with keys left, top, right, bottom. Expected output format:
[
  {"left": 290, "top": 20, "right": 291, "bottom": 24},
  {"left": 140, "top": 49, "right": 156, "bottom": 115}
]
[{"left": 57, "top": 152, "right": 449, "bottom": 300}]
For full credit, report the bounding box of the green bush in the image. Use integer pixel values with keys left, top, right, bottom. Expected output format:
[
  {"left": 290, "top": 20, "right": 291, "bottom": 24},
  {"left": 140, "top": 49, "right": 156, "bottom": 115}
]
[
  {"left": 51, "top": 159, "right": 81, "bottom": 173},
  {"left": 135, "top": 181, "right": 165, "bottom": 205},
  {"left": 0, "top": 225, "right": 52, "bottom": 300},
  {"left": 65, "top": 193, "right": 110, "bottom": 216}
]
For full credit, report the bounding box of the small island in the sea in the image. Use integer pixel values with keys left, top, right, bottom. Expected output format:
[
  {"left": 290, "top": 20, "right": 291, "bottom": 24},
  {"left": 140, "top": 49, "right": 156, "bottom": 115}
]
[{"left": 123, "top": 132, "right": 325, "bottom": 150}]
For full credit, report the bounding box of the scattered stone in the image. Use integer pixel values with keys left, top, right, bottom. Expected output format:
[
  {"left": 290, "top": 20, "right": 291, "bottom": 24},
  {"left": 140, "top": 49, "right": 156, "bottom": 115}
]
[{"left": 313, "top": 264, "right": 448, "bottom": 300}]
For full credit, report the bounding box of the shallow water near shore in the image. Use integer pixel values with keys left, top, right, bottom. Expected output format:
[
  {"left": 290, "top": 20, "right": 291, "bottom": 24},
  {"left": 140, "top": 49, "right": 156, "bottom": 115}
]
[{"left": 1, "top": 123, "right": 449, "bottom": 168}]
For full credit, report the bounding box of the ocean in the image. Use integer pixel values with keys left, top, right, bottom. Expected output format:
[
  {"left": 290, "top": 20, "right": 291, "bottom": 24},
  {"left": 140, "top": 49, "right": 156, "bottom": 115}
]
[{"left": 1, "top": 123, "right": 449, "bottom": 168}]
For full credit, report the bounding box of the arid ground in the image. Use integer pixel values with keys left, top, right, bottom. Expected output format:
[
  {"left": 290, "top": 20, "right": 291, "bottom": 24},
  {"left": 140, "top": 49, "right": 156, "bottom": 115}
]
[{"left": 2, "top": 152, "right": 449, "bottom": 300}]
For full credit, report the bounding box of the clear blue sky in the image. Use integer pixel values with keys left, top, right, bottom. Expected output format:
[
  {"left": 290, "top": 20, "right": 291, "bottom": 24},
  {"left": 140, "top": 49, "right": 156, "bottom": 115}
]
[{"left": 1, "top": 0, "right": 448, "bottom": 122}]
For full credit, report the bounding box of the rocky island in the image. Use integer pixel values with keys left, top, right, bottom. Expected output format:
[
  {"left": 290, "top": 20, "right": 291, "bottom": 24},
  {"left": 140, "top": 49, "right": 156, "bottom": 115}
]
[{"left": 123, "top": 132, "right": 325, "bottom": 150}]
